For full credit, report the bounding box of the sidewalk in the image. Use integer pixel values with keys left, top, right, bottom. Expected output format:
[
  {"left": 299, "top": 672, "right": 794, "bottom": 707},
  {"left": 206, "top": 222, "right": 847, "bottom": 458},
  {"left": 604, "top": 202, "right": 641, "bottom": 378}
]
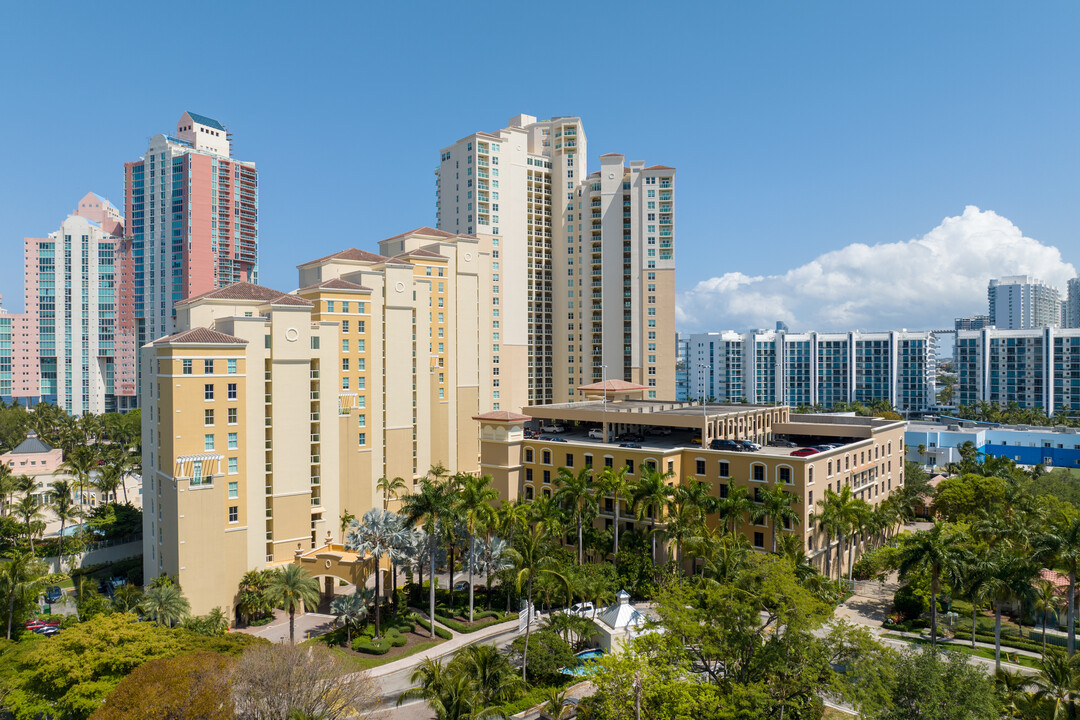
[
  {"left": 368, "top": 612, "right": 522, "bottom": 678},
  {"left": 887, "top": 629, "right": 1044, "bottom": 660}
]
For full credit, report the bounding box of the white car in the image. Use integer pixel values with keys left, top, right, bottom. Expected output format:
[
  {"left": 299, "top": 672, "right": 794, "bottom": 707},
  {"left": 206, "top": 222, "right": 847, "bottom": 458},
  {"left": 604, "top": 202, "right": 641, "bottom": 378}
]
[
  {"left": 588, "top": 428, "right": 605, "bottom": 439},
  {"left": 541, "top": 424, "right": 565, "bottom": 433},
  {"left": 648, "top": 427, "right": 672, "bottom": 436},
  {"left": 565, "top": 602, "right": 596, "bottom": 619}
]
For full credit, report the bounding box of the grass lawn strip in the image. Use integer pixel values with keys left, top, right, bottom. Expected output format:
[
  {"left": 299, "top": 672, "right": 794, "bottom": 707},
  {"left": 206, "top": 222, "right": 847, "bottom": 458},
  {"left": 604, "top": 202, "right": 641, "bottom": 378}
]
[{"left": 882, "top": 633, "right": 1043, "bottom": 669}]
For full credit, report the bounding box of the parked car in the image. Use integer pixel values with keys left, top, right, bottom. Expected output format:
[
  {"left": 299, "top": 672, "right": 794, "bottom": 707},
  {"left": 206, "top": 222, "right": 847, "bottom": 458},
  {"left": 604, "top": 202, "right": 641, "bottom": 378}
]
[
  {"left": 770, "top": 439, "right": 798, "bottom": 448},
  {"left": 738, "top": 440, "right": 763, "bottom": 451},
  {"left": 25, "top": 620, "right": 58, "bottom": 630},
  {"left": 453, "top": 581, "right": 469, "bottom": 592},
  {"left": 812, "top": 444, "right": 842, "bottom": 452},
  {"left": 647, "top": 427, "right": 672, "bottom": 436},
  {"left": 545, "top": 436, "right": 568, "bottom": 443},
  {"left": 790, "top": 448, "right": 821, "bottom": 457},
  {"left": 588, "top": 428, "right": 605, "bottom": 439},
  {"left": 540, "top": 424, "right": 565, "bottom": 433},
  {"left": 31, "top": 625, "right": 60, "bottom": 637},
  {"left": 564, "top": 601, "right": 596, "bottom": 618},
  {"left": 45, "top": 586, "right": 62, "bottom": 604},
  {"left": 619, "top": 442, "right": 642, "bottom": 449},
  {"left": 709, "top": 439, "right": 744, "bottom": 452}
]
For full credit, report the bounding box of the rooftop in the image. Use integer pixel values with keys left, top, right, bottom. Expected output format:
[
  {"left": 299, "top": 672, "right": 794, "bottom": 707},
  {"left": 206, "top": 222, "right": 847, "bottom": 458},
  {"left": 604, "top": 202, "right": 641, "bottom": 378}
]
[
  {"left": 186, "top": 112, "right": 226, "bottom": 131},
  {"left": 176, "top": 282, "right": 311, "bottom": 307},
  {"left": 298, "top": 278, "right": 372, "bottom": 293},
  {"left": 154, "top": 328, "right": 248, "bottom": 345},
  {"left": 9, "top": 431, "right": 54, "bottom": 455},
  {"left": 299, "top": 248, "right": 390, "bottom": 267}
]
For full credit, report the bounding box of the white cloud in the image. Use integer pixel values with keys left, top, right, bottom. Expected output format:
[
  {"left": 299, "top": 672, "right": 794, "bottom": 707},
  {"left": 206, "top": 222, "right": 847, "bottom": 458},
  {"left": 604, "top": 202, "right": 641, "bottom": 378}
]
[{"left": 676, "top": 206, "right": 1077, "bottom": 333}]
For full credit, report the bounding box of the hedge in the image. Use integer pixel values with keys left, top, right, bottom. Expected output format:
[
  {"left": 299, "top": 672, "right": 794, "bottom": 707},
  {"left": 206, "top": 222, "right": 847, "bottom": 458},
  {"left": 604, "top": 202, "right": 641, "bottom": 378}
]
[
  {"left": 435, "top": 613, "right": 512, "bottom": 634},
  {"left": 353, "top": 629, "right": 409, "bottom": 654},
  {"left": 414, "top": 616, "right": 453, "bottom": 640}
]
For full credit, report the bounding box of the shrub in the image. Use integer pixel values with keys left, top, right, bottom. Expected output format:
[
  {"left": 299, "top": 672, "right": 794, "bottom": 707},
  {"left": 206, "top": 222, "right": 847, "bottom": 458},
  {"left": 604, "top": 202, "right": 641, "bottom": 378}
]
[
  {"left": 414, "top": 616, "right": 453, "bottom": 640},
  {"left": 353, "top": 637, "right": 391, "bottom": 655},
  {"left": 893, "top": 584, "right": 928, "bottom": 621}
]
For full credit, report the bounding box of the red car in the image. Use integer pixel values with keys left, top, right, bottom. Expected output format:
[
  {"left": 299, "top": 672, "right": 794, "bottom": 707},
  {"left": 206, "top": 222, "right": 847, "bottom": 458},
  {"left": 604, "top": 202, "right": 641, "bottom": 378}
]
[{"left": 790, "top": 448, "right": 821, "bottom": 457}]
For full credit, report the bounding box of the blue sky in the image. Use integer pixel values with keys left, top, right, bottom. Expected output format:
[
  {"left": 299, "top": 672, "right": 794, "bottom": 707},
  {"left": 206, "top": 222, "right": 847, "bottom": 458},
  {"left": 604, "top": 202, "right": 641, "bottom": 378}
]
[{"left": 2, "top": 1, "right": 1077, "bottom": 332}]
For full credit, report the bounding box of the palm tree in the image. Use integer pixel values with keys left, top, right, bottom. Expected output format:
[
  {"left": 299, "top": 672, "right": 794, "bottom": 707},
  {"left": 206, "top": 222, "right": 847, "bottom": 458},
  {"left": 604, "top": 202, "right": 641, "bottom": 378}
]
[
  {"left": 330, "top": 588, "right": 371, "bottom": 647},
  {"left": 1, "top": 550, "right": 54, "bottom": 639},
  {"left": 377, "top": 476, "right": 409, "bottom": 511},
  {"left": 539, "top": 687, "right": 573, "bottom": 720},
  {"left": 237, "top": 569, "right": 272, "bottom": 625},
  {"left": 752, "top": 486, "right": 800, "bottom": 553},
  {"left": 528, "top": 496, "right": 565, "bottom": 539},
  {"left": 402, "top": 479, "right": 450, "bottom": 639},
  {"left": 815, "top": 486, "right": 859, "bottom": 581},
  {"left": 139, "top": 584, "right": 191, "bottom": 627},
  {"left": 554, "top": 465, "right": 594, "bottom": 566},
  {"left": 457, "top": 474, "right": 498, "bottom": 622},
  {"left": 508, "top": 525, "right": 569, "bottom": 682},
  {"left": 1038, "top": 517, "right": 1080, "bottom": 656},
  {"left": 112, "top": 583, "right": 143, "bottom": 613},
  {"left": 717, "top": 484, "right": 754, "bottom": 535},
  {"left": 50, "top": 479, "right": 80, "bottom": 567},
  {"left": 265, "top": 564, "right": 321, "bottom": 643},
  {"left": 1033, "top": 649, "right": 1080, "bottom": 718},
  {"left": 455, "top": 643, "right": 523, "bottom": 707},
  {"left": 0, "top": 464, "right": 15, "bottom": 517},
  {"left": 664, "top": 501, "right": 704, "bottom": 574},
  {"left": 631, "top": 466, "right": 673, "bottom": 565},
  {"left": 400, "top": 667, "right": 506, "bottom": 720},
  {"left": 1033, "top": 579, "right": 1066, "bottom": 657},
  {"left": 13, "top": 493, "right": 45, "bottom": 552},
  {"left": 895, "top": 523, "right": 965, "bottom": 649},
  {"left": 60, "top": 444, "right": 97, "bottom": 507},
  {"left": 986, "top": 549, "right": 1040, "bottom": 671},
  {"left": 93, "top": 461, "right": 124, "bottom": 505},
  {"left": 466, "top": 536, "right": 514, "bottom": 610},
  {"left": 346, "top": 508, "right": 405, "bottom": 638},
  {"left": 597, "top": 466, "right": 631, "bottom": 556},
  {"left": 954, "top": 554, "right": 995, "bottom": 650}
]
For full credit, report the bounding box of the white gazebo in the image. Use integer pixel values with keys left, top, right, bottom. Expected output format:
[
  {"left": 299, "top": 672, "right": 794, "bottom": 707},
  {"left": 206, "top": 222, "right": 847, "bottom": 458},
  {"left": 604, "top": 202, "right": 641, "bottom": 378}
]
[{"left": 594, "top": 590, "right": 647, "bottom": 652}]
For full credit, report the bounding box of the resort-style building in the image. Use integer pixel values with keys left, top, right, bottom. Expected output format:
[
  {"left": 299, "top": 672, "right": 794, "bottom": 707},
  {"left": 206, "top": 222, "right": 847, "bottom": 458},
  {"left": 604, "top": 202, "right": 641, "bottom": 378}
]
[
  {"left": 436, "top": 115, "right": 676, "bottom": 405},
  {"left": 955, "top": 327, "right": 1080, "bottom": 412},
  {"left": 988, "top": 275, "right": 1062, "bottom": 330}
]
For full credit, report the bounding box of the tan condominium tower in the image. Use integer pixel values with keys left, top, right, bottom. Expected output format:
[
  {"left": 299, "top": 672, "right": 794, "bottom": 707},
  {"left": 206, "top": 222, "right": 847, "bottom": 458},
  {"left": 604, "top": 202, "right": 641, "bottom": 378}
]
[
  {"left": 436, "top": 114, "right": 676, "bottom": 406},
  {"left": 142, "top": 228, "right": 525, "bottom": 616}
]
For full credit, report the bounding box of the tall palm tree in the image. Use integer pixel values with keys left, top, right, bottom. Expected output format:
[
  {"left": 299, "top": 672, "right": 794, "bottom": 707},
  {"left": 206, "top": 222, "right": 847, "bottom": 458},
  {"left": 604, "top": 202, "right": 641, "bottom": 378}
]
[
  {"left": 954, "top": 553, "right": 995, "bottom": 650},
  {"left": 815, "top": 486, "right": 857, "bottom": 581},
  {"left": 528, "top": 496, "right": 565, "bottom": 540},
  {"left": 346, "top": 508, "right": 406, "bottom": 638},
  {"left": 330, "top": 588, "right": 371, "bottom": 647},
  {"left": 457, "top": 474, "right": 498, "bottom": 622},
  {"left": 631, "top": 466, "right": 673, "bottom": 565},
  {"left": 50, "top": 479, "right": 80, "bottom": 567},
  {"left": 0, "top": 463, "right": 14, "bottom": 517},
  {"left": 717, "top": 484, "right": 754, "bottom": 535},
  {"left": 508, "top": 525, "right": 569, "bottom": 682},
  {"left": 1033, "top": 649, "right": 1080, "bottom": 718},
  {"left": 60, "top": 444, "right": 97, "bottom": 507},
  {"left": 896, "top": 523, "right": 965, "bottom": 649},
  {"left": 1, "top": 550, "right": 53, "bottom": 639},
  {"left": 237, "top": 569, "right": 272, "bottom": 625},
  {"left": 455, "top": 643, "right": 523, "bottom": 707},
  {"left": 266, "top": 564, "right": 321, "bottom": 643},
  {"left": 402, "top": 478, "right": 450, "bottom": 639},
  {"left": 663, "top": 501, "right": 704, "bottom": 574},
  {"left": 1033, "top": 579, "right": 1066, "bottom": 657},
  {"left": 752, "top": 486, "right": 800, "bottom": 554},
  {"left": 554, "top": 465, "right": 594, "bottom": 566},
  {"left": 377, "top": 476, "right": 409, "bottom": 511},
  {"left": 139, "top": 584, "right": 191, "bottom": 627},
  {"left": 1038, "top": 516, "right": 1080, "bottom": 656},
  {"left": 598, "top": 466, "right": 630, "bottom": 556},
  {"left": 496, "top": 500, "right": 529, "bottom": 551},
  {"left": 94, "top": 461, "right": 124, "bottom": 505},
  {"left": 986, "top": 549, "right": 1040, "bottom": 671},
  {"left": 466, "top": 536, "right": 514, "bottom": 610}
]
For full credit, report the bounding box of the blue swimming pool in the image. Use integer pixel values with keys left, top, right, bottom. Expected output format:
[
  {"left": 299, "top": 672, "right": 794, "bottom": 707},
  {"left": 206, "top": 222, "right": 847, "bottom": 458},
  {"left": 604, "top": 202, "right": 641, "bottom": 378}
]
[{"left": 561, "top": 649, "right": 605, "bottom": 675}]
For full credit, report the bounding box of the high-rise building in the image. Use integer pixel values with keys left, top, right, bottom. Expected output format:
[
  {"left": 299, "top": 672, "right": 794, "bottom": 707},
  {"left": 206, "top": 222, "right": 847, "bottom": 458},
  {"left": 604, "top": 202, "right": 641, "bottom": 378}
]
[
  {"left": 14, "top": 193, "right": 136, "bottom": 414},
  {"left": 955, "top": 314, "right": 991, "bottom": 331},
  {"left": 1065, "top": 278, "right": 1080, "bottom": 329},
  {"left": 144, "top": 228, "right": 520, "bottom": 615},
  {"left": 684, "top": 329, "right": 938, "bottom": 413},
  {"left": 435, "top": 115, "right": 675, "bottom": 406},
  {"left": 955, "top": 327, "right": 1080, "bottom": 411},
  {"left": 987, "top": 275, "right": 1061, "bottom": 329},
  {"left": 122, "top": 112, "right": 259, "bottom": 353}
]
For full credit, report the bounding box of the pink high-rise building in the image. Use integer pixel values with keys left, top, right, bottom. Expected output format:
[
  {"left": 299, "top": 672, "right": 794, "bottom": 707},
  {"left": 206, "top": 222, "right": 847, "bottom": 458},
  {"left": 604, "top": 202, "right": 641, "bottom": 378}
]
[
  {"left": 11, "top": 192, "right": 136, "bottom": 414},
  {"left": 120, "top": 112, "right": 259, "bottom": 350}
]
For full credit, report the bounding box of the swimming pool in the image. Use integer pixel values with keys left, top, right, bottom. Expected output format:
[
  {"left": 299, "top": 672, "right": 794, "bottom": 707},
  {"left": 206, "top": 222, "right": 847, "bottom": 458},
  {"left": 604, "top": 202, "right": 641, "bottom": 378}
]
[{"left": 561, "top": 649, "right": 605, "bottom": 675}]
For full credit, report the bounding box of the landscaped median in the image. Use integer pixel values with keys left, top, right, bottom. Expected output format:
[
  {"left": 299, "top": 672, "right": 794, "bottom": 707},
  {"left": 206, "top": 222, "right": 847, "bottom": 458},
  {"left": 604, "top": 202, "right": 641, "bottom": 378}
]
[
  {"left": 433, "top": 607, "right": 517, "bottom": 634},
  {"left": 307, "top": 612, "right": 449, "bottom": 670}
]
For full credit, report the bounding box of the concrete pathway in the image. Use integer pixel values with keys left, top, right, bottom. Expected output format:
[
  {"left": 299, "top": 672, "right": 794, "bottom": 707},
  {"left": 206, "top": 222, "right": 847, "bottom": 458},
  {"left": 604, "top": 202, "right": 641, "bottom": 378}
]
[{"left": 370, "top": 612, "right": 520, "bottom": 678}]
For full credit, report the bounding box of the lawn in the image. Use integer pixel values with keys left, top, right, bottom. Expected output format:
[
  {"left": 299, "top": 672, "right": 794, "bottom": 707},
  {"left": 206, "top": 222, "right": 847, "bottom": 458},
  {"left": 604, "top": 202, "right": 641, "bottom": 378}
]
[
  {"left": 325, "top": 638, "right": 444, "bottom": 670},
  {"left": 882, "top": 633, "right": 1043, "bottom": 669}
]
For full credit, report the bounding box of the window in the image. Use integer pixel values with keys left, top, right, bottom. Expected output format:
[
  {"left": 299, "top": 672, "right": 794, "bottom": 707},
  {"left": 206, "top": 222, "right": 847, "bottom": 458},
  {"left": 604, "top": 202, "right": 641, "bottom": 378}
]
[
  {"left": 719, "top": 483, "right": 729, "bottom": 499},
  {"left": 342, "top": 320, "right": 350, "bottom": 333},
  {"left": 182, "top": 359, "right": 192, "bottom": 375},
  {"left": 228, "top": 481, "right": 238, "bottom": 499},
  {"left": 543, "top": 470, "right": 551, "bottom": 484},
  {"left": 584, "top": 453, "right": 593, "bottom": 468},
  {"left": 204, "top": 434, "right": 215, "bottom": 451},
  {"left": 228, "top": 457, "right": 238, "bottom": 474},
  {"left": 526, "top": 468, "right": 533, "bottom": 482},
  {"left": 204, "top": 359, "right": 214, "bottom": 374},
  {"left": 342, "top": 358, "right": 350, "bottom": 371},
  {"left": 695, "top": 459, "right": 706, "bottom": 474},
  {"left": 752, "top": 465, "right": 765, "bottom": 482},
  {"left": 779, "top": 467, "right": 791, "bottom": 484},
  {"left": 525, "top": 486, "right": 534, "bottom": 500},
  {"left": 228, "top": 408, "right": 237, "bottom": 424},
  {"left": 342, "top": 339, "right": 349, "bottom": 352},
  {"left": 204, "top": 409, "right": 214, "bottom": 426},
  {"left": 541, "top": 449, "right": 552, "bottom": 465},
  {"left": 718, "top": 461, "right": 729, "bottom": 477},
  {"left": 754, "top": 532, "right": 765, "bottom": 548},
  {"left": 605, "top": 456, "right": 614, "bottom": 468},
  {"left": 228, "top": 432, "right": 238, "bottom": 449},
  {"left": 204, "top": 383, "right": 214, "bottom": 400},
  {"left": 228, "top": 506, "right": 238, "bottom": 523},
  {"left": 565, "top": 453, "right": 574, "bottom": 467},
  {"left": 358, "top": 433, "right": 366, "bottom": 446},
  {"left": 227, "top": 383, "right": 237, "bottom": 400},
  {"left": 525, "top": 448, "right": 534, "bottom": 463},
  {"left": 754, "top": 487, "right": 763, "bottom": 503},
  {"left": 228, "top": 359, "right": 237, "bottom": 374},
  {"left": 626, "top": 459, "right": 635, "bottom": 474}
]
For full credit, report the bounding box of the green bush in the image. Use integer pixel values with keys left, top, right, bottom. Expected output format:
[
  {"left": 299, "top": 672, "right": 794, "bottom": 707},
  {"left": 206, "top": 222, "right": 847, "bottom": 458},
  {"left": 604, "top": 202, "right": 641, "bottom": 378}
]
[
  {"left": 389, "top": 631, "right": 408, "bottom": 648},
  {"left": 414, "top": 616, "right": 453, "bottom": 640},
  {"left": 434, "top": 613, "right": 510, "bottom": 634},
  {"left": 893, "top": 584, "right": 928, "bottom": 621},
  {"left": 353, "top": 636, "right": 391, "bottom": 655}
]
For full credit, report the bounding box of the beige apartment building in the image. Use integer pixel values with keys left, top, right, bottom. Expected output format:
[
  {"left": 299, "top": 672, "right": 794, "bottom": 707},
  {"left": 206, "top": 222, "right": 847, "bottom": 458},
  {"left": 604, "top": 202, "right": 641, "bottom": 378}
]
[
  {"left": 436, "top": 115, "right": 675, "bottom": 405},
  {"left": 143, "top": 228, "right": 524, "bottom": 616},
  {"left": 477, "top": 387, "right": 905, "bottom": 571}
]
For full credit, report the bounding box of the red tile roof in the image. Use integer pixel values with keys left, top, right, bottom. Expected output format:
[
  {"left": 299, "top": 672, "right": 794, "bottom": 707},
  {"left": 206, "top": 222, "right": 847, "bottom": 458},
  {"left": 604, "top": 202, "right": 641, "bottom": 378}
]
[
  {"left": 644, "top": 165, "right": 675, "bottom": 171},
  {"left": 299, "top": 248, "right": 390, "bottom": 267},
  {"left": 473, "top": 411, "right": 531, "bottom": 422},
  {"left": 154, "top": 327, "right": 247, "bottom": 345},
  {"left": 176, "top": 282, "right": 310, "bottom": 307},
  {"left": 381, "top": 227, "right": 455, "bottom": 244},
  {"left": 298, "top": 279, "right": 372, "bottom": 292},
  {"left": 599, "top": 153, "right": 623, "bottom": 158},
  {"left": 392, "top": 248, "right": 446, "bottom": 261}
]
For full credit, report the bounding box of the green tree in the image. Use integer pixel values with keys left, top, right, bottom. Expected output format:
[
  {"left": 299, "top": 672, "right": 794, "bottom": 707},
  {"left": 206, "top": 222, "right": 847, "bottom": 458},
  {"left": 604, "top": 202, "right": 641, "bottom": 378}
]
[
  {"left": 236, "top": 569, "right": 272, "bottom": 625},
  {"left": 630, "top": 465, "right": 673, "bottom": 565},
  {"left": 717, "top": 483, "right": 754, "bottom": 535},
  {"left": 139, "top": 583, "right": 191, "bottom": 627},
  {"left": 1, "top": 549, "right": 58, "bottom": 639},
  {"left": 453, "top": 642, "right": 522, "bottom": 707},
  {"left": 1032, "top": 649, "right": 1080, "bottom": 719},
  {"left": 89, "top": 651, "right": 234, "bottom": 720},
  {"left": 402, "top": 478, "right": 451, "bottom": 639},
  {"left": 598, "top": 465, "right": 631, "bottom": 556},
  {"left": 752, "top": 485, "right": 800, "bottom": 553},
  {"left": 12, "top": 492, "right": 44, "bottom": 552},
  {"left": 61, "top": 444, "right": 98, "bottom": 508},
  {"left": 456, "top": 474, "right": 498, "bottom": 621},
  {"left": 1032, "top": 579, "right": 1066, "bottom": 657},
  {"left": 508, "top": 525, "right": 569, "bottom": 682},
  {"left": 554, "top": 465, "right": 594, "bottom": 566},
  {"left": 1038, "top": 516, "right": 1080, "bottom": 656},
  {"left": 880, "top": 645, "right": 1002, "bottom": 720},
  {"left": 50, "top": 478, "right": 80, "bottom": 567},
  {"left": 330, "top": 588, "right": 370, "bottom": 647},
  {"left": 376, "top": 475, "right": 408, "bottom": 511},
  {"left": 895, "top": 524, "right": 965, "bottom": 649},
  {"left": 346, "top": 508, "right": 405, "bottom": 638},
  {"left": 265, "top": 564, "right": 320, "bottom": 643}
]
